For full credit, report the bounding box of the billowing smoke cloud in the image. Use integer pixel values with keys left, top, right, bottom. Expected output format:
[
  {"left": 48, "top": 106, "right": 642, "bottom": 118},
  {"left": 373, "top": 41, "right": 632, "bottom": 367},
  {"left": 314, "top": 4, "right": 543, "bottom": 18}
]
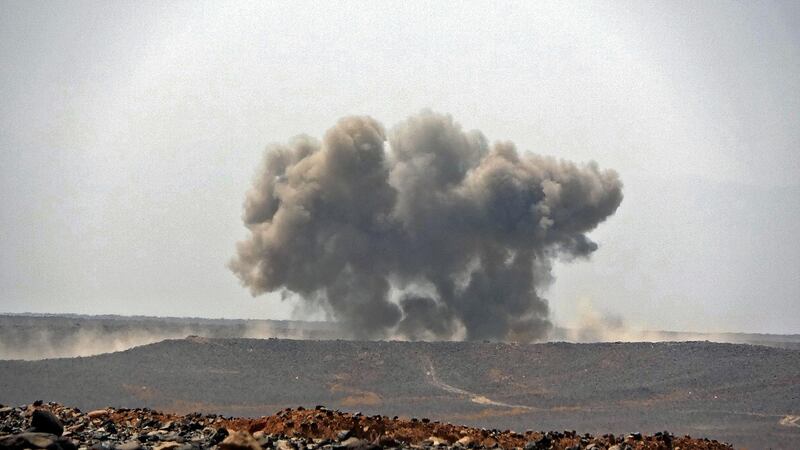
[{"left": 230, "top": 111, "right": 623, "bottom": 342}]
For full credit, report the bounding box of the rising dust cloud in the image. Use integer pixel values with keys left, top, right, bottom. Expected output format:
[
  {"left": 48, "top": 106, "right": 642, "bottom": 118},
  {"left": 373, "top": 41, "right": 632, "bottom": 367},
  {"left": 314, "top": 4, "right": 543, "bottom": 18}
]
[
  {"left": 230, "top": 111, "right": 624, "bottom": 342},
  {"left": 0, "top": 316, "right": 342, "bottom": 360}
]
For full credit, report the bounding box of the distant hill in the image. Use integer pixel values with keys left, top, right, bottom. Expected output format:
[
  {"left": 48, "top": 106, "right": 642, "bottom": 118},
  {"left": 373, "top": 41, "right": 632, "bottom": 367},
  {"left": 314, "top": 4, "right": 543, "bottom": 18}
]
[
  {"left": 1, "top": 313, "right": 799, "bottom": 360},
  {"left": 0, "top": 338, "right": 798, "bottom": 449}
]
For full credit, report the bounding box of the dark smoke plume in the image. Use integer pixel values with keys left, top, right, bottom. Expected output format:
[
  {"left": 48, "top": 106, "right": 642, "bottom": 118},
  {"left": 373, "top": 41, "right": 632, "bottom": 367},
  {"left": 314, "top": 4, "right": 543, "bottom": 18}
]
[{"left": 230, "top": 111, "right": 623, "bottom": 341}]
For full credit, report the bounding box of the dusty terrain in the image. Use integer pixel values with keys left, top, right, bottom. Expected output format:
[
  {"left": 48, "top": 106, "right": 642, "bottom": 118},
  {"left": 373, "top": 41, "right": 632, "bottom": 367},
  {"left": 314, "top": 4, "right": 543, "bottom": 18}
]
[
  {"left": 1, "top": 338, "right": 798, "bottom": 449},
  {"left": 0, "top": 315, "right": 343, "bottom": 360}
]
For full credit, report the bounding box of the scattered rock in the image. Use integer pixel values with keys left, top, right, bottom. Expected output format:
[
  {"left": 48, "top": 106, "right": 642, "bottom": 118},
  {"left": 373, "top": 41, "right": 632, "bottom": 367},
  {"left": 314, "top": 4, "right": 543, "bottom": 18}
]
[
  {"left": 524, "top": 435, "right": 551, "bottom": 450},
  {"left": 87, "top": 410, "right": 109, "bottom": 419},
  {"left": 30, "top": 409, "right": 63, "bottom": 436},
  {"left": 210, "top": 427, "right": 229, "bottom": 444},
  {"left": 340, "top": 437, "right": 366, "bottom": 448},
  {"left": 336, "top": 429, "right": 352, "bottom": 440},
  {"left": 376, "top": 435, "right": 398, "bottom": 447},
  {"left": 219, "top": 430, "right": 261, "bottom": 450},
  {"left": 427, "top": 436, "right": 449, "bottom": 446},
  {"left": 275, "top": 439, "right": 295, "bottom": 450},
  {"left": 114, "top": 441, "right": 142, "bottom": 450},
  {"left": 0, "top": 402, "right": 734, "bottom": 450},
  {"left": 456, "top": 436, "right": 474, "bottom": 447},
  {"left": 152, "top": 442, "right": 181, "bottom": 450},
  {"left": 0, "top": 432, "right": 75, "bottom": 450}
]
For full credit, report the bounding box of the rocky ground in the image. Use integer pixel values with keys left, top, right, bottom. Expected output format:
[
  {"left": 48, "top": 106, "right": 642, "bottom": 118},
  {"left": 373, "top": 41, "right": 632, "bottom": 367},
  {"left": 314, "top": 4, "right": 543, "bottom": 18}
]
[
  {"left": 0, "top": 402, "right": 731, "bottom": 450},
  {"left": 2, "top": 339, "right": 797, "bottom": 448}
]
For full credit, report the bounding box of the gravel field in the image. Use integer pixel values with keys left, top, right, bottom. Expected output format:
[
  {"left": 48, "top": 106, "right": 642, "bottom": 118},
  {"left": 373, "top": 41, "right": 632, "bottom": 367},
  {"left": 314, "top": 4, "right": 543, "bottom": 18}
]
[{"left": 0, "top": 401, "right": 732, "bottom": 450}]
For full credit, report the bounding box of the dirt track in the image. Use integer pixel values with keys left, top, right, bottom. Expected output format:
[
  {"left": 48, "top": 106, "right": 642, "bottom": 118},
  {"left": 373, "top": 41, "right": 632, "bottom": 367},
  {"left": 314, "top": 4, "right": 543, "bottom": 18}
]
[{"left": 424, "top": 357, "right": 533, "bottom": 410}]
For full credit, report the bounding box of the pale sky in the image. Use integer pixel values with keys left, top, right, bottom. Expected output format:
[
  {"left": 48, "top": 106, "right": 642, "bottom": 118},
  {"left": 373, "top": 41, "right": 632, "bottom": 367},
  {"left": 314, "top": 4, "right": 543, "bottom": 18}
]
[{"left": 1, "top": 1, "right": 798, "bottom": 334}]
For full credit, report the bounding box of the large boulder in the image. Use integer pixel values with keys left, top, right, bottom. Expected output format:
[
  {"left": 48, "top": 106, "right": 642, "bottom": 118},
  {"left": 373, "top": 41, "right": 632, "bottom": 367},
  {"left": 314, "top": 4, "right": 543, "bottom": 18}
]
[
  {"left": 0, "top": 432, "right": 76, "bottom": 450},
  {"left": 30, "top": 410, "right": 63, "bottom": 436}
]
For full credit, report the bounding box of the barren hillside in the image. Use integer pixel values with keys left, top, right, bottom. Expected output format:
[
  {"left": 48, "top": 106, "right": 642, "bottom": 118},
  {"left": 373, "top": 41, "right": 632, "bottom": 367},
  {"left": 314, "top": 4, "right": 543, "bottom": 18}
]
[{"left": 1, "top": 339, "right": 798, "bottom": 448}]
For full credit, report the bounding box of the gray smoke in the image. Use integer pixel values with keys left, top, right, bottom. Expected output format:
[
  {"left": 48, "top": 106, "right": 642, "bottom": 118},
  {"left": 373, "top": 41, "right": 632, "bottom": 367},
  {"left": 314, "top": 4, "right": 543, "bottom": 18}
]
[{"left": 230, "top": 111, "right": 623, "bottom": 342}]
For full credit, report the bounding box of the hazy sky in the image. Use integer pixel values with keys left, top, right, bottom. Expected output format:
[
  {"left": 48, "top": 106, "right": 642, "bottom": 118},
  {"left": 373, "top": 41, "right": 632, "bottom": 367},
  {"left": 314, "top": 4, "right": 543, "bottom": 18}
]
[{"left": 1, "top": 1, "right": 798, "bottom": 334}]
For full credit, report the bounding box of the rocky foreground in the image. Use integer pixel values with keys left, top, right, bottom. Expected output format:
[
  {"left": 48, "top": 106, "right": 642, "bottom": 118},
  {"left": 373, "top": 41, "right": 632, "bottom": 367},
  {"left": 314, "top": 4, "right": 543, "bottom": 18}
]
[{"left": 0, "top": 402, "right": 731, "bottom": 450}]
